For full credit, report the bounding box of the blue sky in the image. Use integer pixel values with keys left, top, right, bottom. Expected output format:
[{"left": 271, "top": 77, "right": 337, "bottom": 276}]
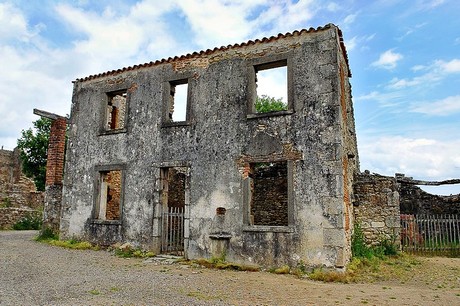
[{"left": 1, "top": 0, "right": 459, "bottom": 194}]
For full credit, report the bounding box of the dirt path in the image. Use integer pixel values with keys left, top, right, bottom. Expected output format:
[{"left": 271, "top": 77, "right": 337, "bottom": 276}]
[{"left": 0, "top": 230, "right": 459, "bottom": 305}]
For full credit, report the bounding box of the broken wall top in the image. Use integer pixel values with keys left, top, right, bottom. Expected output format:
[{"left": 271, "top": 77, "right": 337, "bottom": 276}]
[{"left": 74, "top": 23, "right": 350, "bottom": 83}]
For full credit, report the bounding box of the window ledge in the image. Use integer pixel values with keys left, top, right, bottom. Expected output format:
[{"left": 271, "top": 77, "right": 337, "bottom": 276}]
[
  {"left": 99, "top": 128, "right": 127, "bottom": 136},
  {"left": 90, "top": 219, "right": 122, "bottom": 225},
  {"left": 243, "top": 225, "right": 295, "bottom": 233},
  {"left": 247, "top": 109, "right": 294, "bottom": 119},
  {"left": 161, "top": 121, "right": 191, "bottom": 128}
]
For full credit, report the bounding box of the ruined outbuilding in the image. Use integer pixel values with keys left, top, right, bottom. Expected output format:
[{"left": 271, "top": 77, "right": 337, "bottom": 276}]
[
  {"left": 0, "top": 148, "right": 44, "bottom": 229},
  {"left": 60, "top": 24, "right": 359, "bottom": 268}
]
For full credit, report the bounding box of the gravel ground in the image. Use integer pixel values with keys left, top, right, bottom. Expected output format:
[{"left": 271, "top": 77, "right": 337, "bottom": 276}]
[{"left": 1, "top": 230, "right": 459, "bottom": 305}]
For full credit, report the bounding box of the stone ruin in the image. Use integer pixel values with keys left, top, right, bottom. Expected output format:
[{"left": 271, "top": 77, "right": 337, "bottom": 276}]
[
  {"left": 32, "top": 23, "right": 459, "bottom": 268},
  {"left": 0, "top": 148, "right": 44, "bottom": 229}
]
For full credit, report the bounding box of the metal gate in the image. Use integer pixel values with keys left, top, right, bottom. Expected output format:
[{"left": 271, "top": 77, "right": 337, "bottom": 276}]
[
  {"left": 162, "top": 206, "right": 184, "bottom": 255},
  {"left": 401, "top": 214, "right": 460, "bottom": 256}
]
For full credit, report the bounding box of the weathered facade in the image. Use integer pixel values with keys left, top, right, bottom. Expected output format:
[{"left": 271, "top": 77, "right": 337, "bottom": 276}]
[{"left": 60, "top": 24, "right": 359, "bottom": 268}]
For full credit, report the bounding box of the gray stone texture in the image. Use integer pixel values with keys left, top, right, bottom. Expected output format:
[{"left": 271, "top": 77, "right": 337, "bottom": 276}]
[{"left": 60, "top": 25, "right": 359, "bottom": 268}]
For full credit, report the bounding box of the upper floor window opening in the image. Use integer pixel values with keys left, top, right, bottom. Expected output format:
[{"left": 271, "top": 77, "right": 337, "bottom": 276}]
[
  {"left": 106, "top": 90, "right": 127, "bottom": 131},
  {"left": 254, "top": 60, "right": 288, "bottom": 114},
  {"left": 168, "top": 79, "right": 189, "bottom": 123}
]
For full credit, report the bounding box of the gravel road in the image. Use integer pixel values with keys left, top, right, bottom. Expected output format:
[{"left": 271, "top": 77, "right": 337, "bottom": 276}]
[{"left": 1, "top": 230, "right": 459, "bottom": 305}]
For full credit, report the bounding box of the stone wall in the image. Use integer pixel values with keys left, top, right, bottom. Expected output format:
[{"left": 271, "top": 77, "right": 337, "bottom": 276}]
[
  {"left": 0, "top": 207, "right": 42, "bottom": 230},
  {"left": 251, "top": 162, "right": 288, "bottom": 226},
  {"left": 354, "top": 172, "right": 400, "bottom": 245},
  {"left": 399, "top": 183, "right": 460, "bottom": 215},
  {"left": 0, "top": 148, "right": 44, "bottom": 209},
  {"left": 60, "top": 24, "right": 359, "bottom": 268}
]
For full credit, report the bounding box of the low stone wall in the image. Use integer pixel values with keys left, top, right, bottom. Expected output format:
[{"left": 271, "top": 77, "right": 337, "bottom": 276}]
[
  {"left": 0, "top": 207, "right": 42, "bottom": 230},
  {"left": 353, "top": 172, "right": 400, "bottom": 246},
  {"left": 399, "top": 183, "right": 460, "bottom": 215}
]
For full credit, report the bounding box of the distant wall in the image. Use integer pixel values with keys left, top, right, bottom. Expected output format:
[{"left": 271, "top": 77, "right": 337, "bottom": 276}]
[
  {"left": 0, "top": 207, "right": 42, "bottom": 230},
  {"left": 0, "top": 148, "right": 44, "bottom": 209},
  {"left": 353, "top": 172, "right": 400, "bottom": 245},
  {"left": 399, "top": 183, "right": 460, "bottom": 215}
]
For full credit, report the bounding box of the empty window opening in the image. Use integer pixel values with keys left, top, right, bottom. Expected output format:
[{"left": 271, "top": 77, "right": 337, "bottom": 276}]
[
  {"left": 160, "top": 167, "right": 188, "bottom": 255},
  {"left": 168, "top": 80, "right": 188, "bottom": 122},
  {"left": 254, "top": 61, "right": 288, "bottom": 113},
  {"left": 106, "top": 91, "right": 127, "bottom": 130},
  {"left": 249, "top": 161, "right": 288, "bottom": 226},
  {"left": 96, "top": 170, "right": 122, "bottom": 220}
]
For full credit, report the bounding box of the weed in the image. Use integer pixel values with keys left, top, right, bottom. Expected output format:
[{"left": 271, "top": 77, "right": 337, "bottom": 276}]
[
  {"left": 308, "top": 267, "right": 351, "bottom": 283},
  {"left": 113, "top": 247, "right": 155, "bottom": 258},
  {"left": 89, "top": 289, "right": 100, "bottom": 295},
  {"left": 0, "top": 197, "right": 12, "bottom": 208},
  {"left": 49, "top": 239, "right": 95, "bottom": 250},
  {"left": 35, "top": 227, "right": 59, "bottom": 241},
  {"left": 190, "top": 258, "right": 260, "bottom": 272},
  {"left": 272, "top": 265, "right": 290, "bottom": 274},
  {"left": 352, "top": 223, "right": 399, "bottom": 260},
  {"left": 12, "top": 212, "right": 42, "bottom": 230},
  {"left": 186, "top": 290, "right": 224, "bottom": 301}
]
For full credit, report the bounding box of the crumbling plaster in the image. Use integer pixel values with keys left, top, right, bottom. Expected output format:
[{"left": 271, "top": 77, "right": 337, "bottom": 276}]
[{"left": 60, "top": 25, "right": 359, "bottom": 268}]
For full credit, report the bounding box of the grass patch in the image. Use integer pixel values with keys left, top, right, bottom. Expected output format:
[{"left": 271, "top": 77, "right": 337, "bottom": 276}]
[
  {"left": 113, "top": 247, "right": 155, "bottom": 258},
  {"left": 35, "top": 230, "right": 97, "bottom": 250},
  {"left": 308, "top": 253, "right": 421, "bottom": 283},
  {"left": 186, "top": 290, "right": 224, "bottom": 301},
  {"left": 306, "top": 223, "right": 419, "bottom": 283},
  {"left": 49, "top": 239, "right": 96, "bottom": 250},
  {"left": 190, "top": 257, "right": 260, "bottom": 272}
]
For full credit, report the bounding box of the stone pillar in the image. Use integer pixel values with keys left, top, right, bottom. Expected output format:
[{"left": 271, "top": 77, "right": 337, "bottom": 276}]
[{"left": 34, "top": 109, "right": 67, "bottom": 233}]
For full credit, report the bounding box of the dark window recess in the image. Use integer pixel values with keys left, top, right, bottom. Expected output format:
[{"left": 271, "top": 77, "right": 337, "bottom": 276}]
[
  {"left": 96, "top": 170, "right": 122, "bottom": 220},
  {"left": 168, "top": 80, "right": 188, "bottom": 122},
  {"left": 250, "top": 161, "right": 288, "bottom": 226},
  {"left": 254, "top": 60, "right": 288, "bottom": 113},
  {"left": 106, "top": 92, "right": 127, "bottom": 130}
]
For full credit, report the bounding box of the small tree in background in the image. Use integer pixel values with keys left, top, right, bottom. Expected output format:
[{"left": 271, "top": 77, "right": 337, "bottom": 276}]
[
  {"left": 255, "top": 95, "right": 287, "bottom": 113},
  {"left": 17, "top": 118, "right": 51, "bottom": 191}
]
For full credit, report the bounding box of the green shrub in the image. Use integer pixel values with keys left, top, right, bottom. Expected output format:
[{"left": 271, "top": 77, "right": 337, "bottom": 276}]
[
  {"left": 1, "top": 197, "right": 13, "bottom": 208},
  {"left": 13, "top": 213, "right": 42, "bottom": 230},
  {"left": 352, "top": 223, "right": 398, "bottom": 259},
  {"left": 255, "top": 95, "right": 287, "bottom": 113},
  {"left": 351, "top": 223, "right": 373, "bottom": 258},
  {"left": 35, "top": 227, "right": 59, "bottom": 241}
]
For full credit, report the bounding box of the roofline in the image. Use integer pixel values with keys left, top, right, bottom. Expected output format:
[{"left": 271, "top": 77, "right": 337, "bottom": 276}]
[{"left": 74, "top": 23, "right": 350, "bottom": 83}]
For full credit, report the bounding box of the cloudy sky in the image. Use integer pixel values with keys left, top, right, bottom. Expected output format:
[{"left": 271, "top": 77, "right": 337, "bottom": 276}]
[{"left": 1, "top": 0, "right": 459, "bottom": 194}]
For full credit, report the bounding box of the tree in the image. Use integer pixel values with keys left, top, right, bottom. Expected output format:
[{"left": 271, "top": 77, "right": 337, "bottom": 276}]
[
  {"left": 17, "top": 118, "right": 51, "bottom": 191},
  {"left": 255, "top": 95, "right": 287, "bottom": 113}
]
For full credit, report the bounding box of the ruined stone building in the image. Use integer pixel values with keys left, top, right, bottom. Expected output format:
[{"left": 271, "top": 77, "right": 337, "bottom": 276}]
[
  {"left": 59, "top": 24, "right": 359, "bottom": 268},
  {"left": 0, "top": 148, "right": 44, "bottom": 229}
]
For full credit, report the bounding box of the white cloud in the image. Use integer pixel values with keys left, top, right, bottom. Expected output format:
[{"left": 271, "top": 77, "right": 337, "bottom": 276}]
[
  {"left": 326, "top": 2, "right": 340, "bottom": 11},
  {"left": 371, "top": 49, "right": 403, "bottom": 69},
  {"left": 355, "top": 90, "right": 403, "bottom": 107},
  {"left": 411, "top": 95, "right": 460, "bottom": 116},
  {"left": 437, "top": 59, "right": 460, "bottom": 73},
  {"left": 387, "top": 58, "right": 460, "bottom": 89},
  {"left": 0, "top": 3, "right": 30, "bottom": 41},
  {"left": 174, "top": 0, "right": 257, "bottom": 48},
  {"left": 343, "top": 13, "right": 357, "bottom": 25},
  {"left": 359, "top": 136, "right": 460, "bottom": 181},
  {"left": 345, "top": 34, "right": 375, "bottom": 52}
]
